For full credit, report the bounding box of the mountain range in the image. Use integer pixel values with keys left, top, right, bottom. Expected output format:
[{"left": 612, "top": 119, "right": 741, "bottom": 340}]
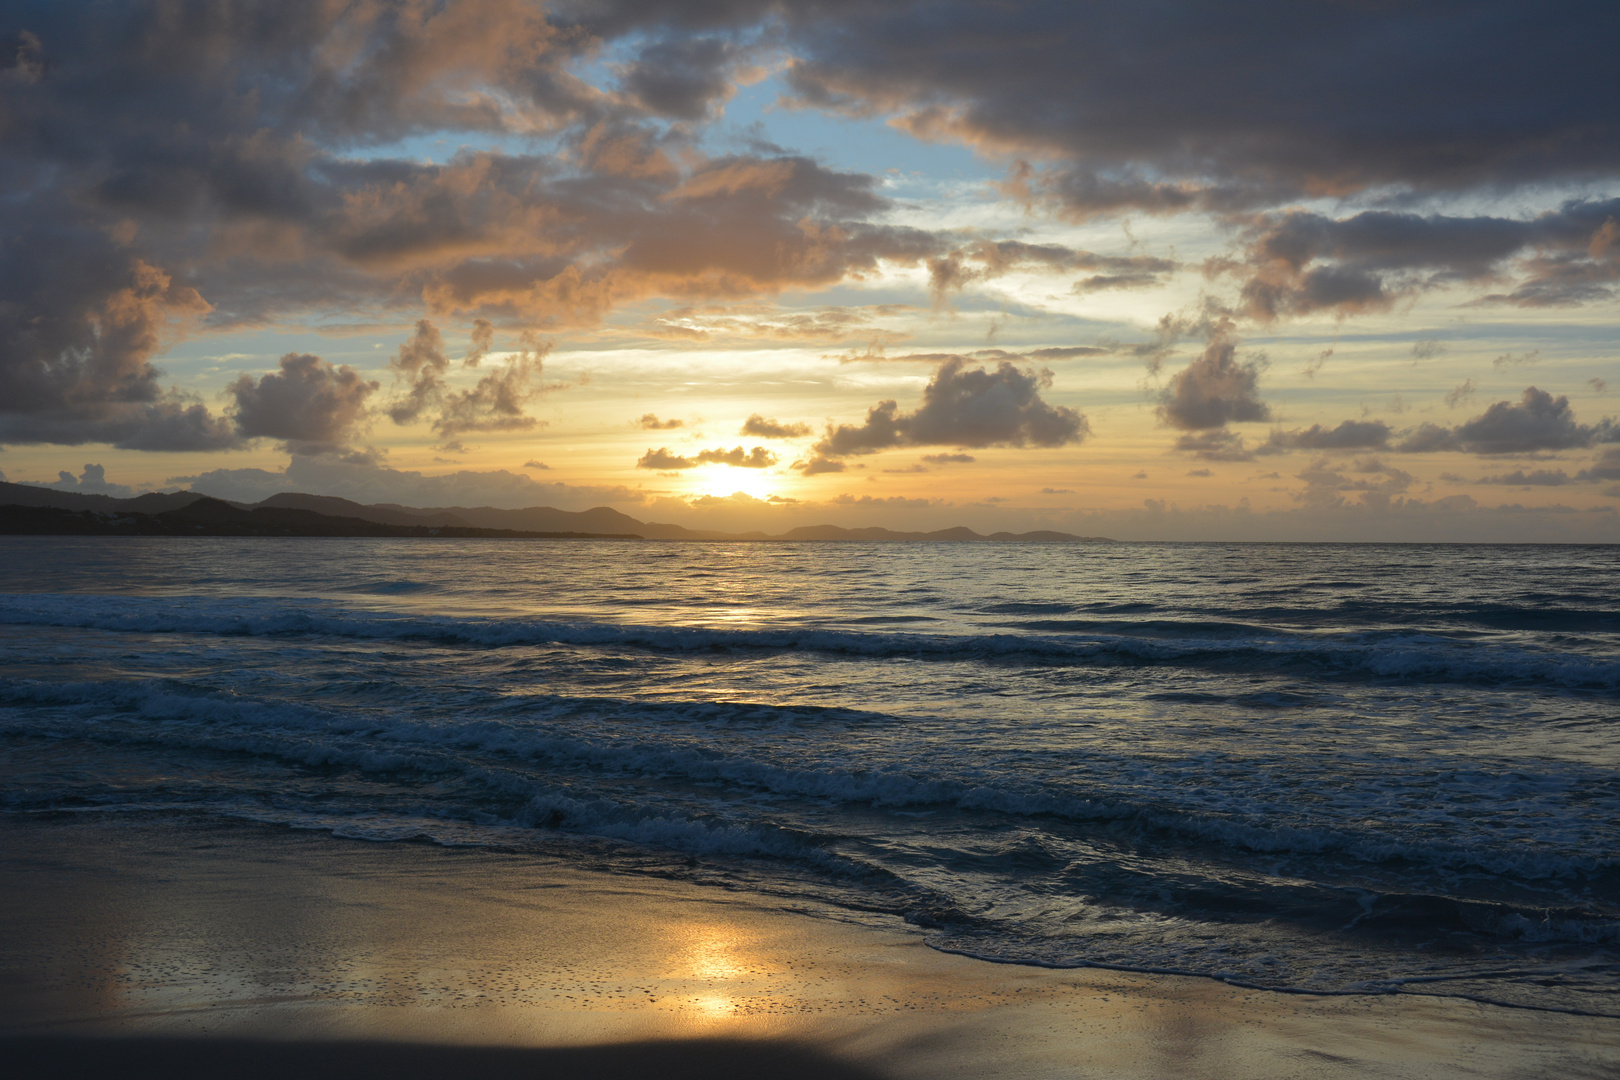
[{"left": 0, "top": 482, "right": 1111, "bottom": 542}]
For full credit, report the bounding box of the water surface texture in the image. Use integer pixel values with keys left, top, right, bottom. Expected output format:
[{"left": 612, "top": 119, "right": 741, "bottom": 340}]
[{"left": 2, "top": 538, "right": 1616, "bottom": 1013}]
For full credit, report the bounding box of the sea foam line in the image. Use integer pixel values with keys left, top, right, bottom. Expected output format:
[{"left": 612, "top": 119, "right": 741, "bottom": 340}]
[{"left": 1, "top": 593, "right": 1616, "bottom": 688}]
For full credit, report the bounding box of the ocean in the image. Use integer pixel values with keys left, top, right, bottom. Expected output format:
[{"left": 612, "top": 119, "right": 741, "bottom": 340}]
[{"left": 1, "top": 537, "right": 1616, "bottom": 1015}]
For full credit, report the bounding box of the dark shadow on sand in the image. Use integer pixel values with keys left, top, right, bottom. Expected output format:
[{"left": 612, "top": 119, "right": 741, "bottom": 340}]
[{"left": 0, "top": 1036, "right": 892, "bottom": 1080}]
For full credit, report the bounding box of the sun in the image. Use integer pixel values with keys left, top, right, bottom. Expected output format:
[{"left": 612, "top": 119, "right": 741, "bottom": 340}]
[{"left": 692, "top": 468, "right": 780, "bottom": 501}]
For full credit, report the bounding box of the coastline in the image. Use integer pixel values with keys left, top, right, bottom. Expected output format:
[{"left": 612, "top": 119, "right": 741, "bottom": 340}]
[{"left": 3, "top": 813, "right": 1615, "bottom": 1079}]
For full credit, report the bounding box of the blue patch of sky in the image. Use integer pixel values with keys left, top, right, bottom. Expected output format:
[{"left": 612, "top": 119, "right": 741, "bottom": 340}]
[{"left": 709, "top": 74, "right": 1003, "bottom": 184}]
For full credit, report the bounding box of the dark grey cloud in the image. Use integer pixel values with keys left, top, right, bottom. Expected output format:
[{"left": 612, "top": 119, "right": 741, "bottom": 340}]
[
  {"left": 1157, "top": 329, "right": 1271, "bottom": 431},
  {"left": 1396, "top": 387, "right": 1618, "bottom": 455},
  {"left": 228, "top": 352, "right": 378, "bottom": 453},
  {"left": 619, "top": 35, "right": 750, "bottom": 121},
  {"left": 740, "top": 414, "right": 810, "bottom": 438},
  {"left": 1477, "top": 469, "right": 1573, "bottom": 486},
  {"left": 0, "top": 242, "right": 241, "bottom": 449},
  {"left": 1222, "top": 200, "right": 1620, "bottom": 321},
  {"left": 1576, "top": 448, "right": 1620, "bottom": 482},
  {"left": 1258, "top": 420, "right": 1392, "bottom": 455},
  {"left": 921, "top": 453, "right": 975, "bottom": 465},
  {"left": 812, "top": 356, "right": 1088, "bottom": 459},
  {"left": 771, "top": 1, "right": 1620, "bottom": 215},
  {"left": 1172, "top": 431, "right": 1253, "bottom": 462}
]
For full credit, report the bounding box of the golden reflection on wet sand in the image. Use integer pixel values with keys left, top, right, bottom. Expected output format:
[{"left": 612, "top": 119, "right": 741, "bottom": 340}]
[{"left": 2, "top": 815, "right": 1616, "bottom": 1080}]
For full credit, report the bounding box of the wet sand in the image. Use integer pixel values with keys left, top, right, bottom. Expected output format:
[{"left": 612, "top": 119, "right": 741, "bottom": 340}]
[{"left": 2, "top": 813, "right": 1616, "bottom": 1079}]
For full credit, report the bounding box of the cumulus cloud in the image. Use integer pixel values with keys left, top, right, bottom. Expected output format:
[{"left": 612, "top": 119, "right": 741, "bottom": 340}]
[
  {"left": 637, "top": 447, "right": 695, "bottom": 470},
  {"left": 638, "top": 414, "right": 685, "bottom": 430},
  {"left": 1396, "top": 387, "right": 1617, "bottom": 455},
  {"left": 811, "top": 356, "right": 1087, "bottom": 461},
  {"left": 740, "top": 414, "right": 811, "bottom": 438},
  {"left": 0, "top": 254, "right": 239, "bottom": 450},
  {"left": 1157, "top": 324, "right": 1271, "bottom": 431},
  {"left": 228, "top": 352, "right": 378, "bottom": 453},
  {"left": 1258, "top": 420, "right": 1392, "bottom": 455},
  {"left": 28, "top": 463, "right": 137, "bottom": 499},
  {"left": 637, "top": 445, "right": 776, "bottom": 469},
  {"left": 384, "top": 320, "right": 548, "bottom": 437}
]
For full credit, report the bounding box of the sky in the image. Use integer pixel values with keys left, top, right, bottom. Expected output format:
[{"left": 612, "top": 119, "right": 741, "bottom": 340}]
[{"left": 2, "top": 0, "right": 1618, "bottom": 541}]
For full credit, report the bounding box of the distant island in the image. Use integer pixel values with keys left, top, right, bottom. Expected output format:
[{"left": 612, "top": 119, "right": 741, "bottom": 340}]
[{"left": 0, "top": 482, "right": 1111, "bottom": 542}]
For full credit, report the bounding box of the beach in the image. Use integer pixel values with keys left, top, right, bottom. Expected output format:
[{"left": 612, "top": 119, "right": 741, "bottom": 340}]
[{"left": 4, "top": 812, "right": 1616, "bottom": 1079}]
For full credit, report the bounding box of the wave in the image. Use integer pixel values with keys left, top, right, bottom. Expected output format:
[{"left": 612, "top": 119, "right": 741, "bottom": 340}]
[
  {"left": 2, "top": 593, "right": 1617, "bottom": 689},
  {"left": 4, "top": 675, "right": 1615, "bottom": 885}
]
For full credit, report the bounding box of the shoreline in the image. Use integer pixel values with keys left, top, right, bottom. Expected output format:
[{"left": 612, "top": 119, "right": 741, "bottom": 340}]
[{"left": 3, "top": 812, "right": 1616, "bottom": 1078}]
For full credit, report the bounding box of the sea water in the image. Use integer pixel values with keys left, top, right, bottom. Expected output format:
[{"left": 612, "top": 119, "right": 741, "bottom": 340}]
[{"left": 0, "top": 537, "right": 1615, "bottom": 1014}]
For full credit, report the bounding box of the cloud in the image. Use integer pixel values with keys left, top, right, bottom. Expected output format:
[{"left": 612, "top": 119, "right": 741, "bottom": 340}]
[
  {"left": 1172, "top": 431, "right": 1253, "bottom": 461},
  {"left": 920, "top": 452, "right": 975, "bottom": 464},
  {"left": 619, "top": 34, "right": 753, "bottom": 121},
  {"left": 523, "top": 459, "right": 549, "bottom": 469},
  {"left": 1445, "top": 380, "right": 1477, "bottom": 408},
  {"left": 1213, "top": 201, "right": 1620, "bottom": 324},
  {"left": 1185, "top": 468, "right": 1211, "bottom": 477},
  {"left": 1041, "top": 487, "right": 1074, "bottom": 494},
  {"left": 637, "top": 445, "right": 776, "bottom": 469},
  {"left": 3, "top": 6, "right": 994, "bottom": 429},
  {"left": 740, "top": 414, "right": 810, "bottom": 438},
  {"left": 1576, "top": 448, "right": 1620, "bottom": 482},
  {"left": 26, "top": 463, "right": 137, "bottom": 499},
  {"left": 637, "top": 447, "right": 696, "bottom": 470},
  {"left": 1258, "top": 420, "right": 1392, "bottom": 455},
  {"left": 1157, "top": 323, "right": 1270, "bottom": 431},
  {"left": 1396, "top": 387, "right": 1617, "bottom": 455},
  {"left": 1493, "top": 350, "right": 1541, "bottom": 368},
  {"left": 386, "top": 320, "right": 549, "bottom": 437},
  {"left": 695, "top": 445, "right": 777, "bottom": 468},
  {"left": 1293, "top": 458, "right": 1415, "bottom": 511},
  {"left": 1477, "top": 469, "right": 1573, "bottom": 486},
  {"left": 814, "top": 356, "right": 1087, "bottom": 458},
  {"left": 638, "top": 414, "right": 686, "bottom": 429},
  {"left": 794, "top": 455, "right": 847, "bottom": 476},
  {"left": 775, "top": 3, "right": 1620, "bottom": 215},
  {"left": 228, "top": 352, "right": 378, "bottom": 453},
  {"left": 926, "top": 239, "right": 1174, "bottom": 306},
  {"left": 0, "top": 254, "right": 239, "bottom": 450}
]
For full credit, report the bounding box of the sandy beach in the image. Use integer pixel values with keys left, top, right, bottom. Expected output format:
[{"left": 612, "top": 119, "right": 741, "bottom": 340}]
[{"left": 2, "top": 813, "right": 1615, "bottom": 1079}]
